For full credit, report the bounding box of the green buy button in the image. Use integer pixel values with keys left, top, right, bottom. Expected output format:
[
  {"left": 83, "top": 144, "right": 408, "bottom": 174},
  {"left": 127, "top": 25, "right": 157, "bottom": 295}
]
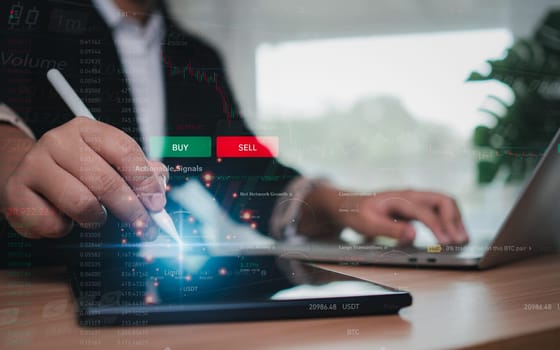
[{"left": 149, "top": 136, "right": 211, "bottom": 158}]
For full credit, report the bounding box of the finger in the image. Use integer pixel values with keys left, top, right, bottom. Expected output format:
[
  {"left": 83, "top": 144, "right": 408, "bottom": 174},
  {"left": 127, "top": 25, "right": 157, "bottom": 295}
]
[
  {"left": 79, "top": 120, "right": 166, "bottom": 212},
  {"left": 147, "top": 160, "right": 169, "bottom": 198},
  {"left": 364, "top": 216, "right": 416, "bottom": 243},
  {"left": 147, "top": 160, "right": 169, "bottom": 184},
  {"left": 139, "top": 161, "right": 168, "bottom": 241},
  {"left": 414, "top": 192, "right": 462, "bottom": 243},
  {"left": 458, "top": 220, "right": 469, "bottom": 244},
  {"left": 409, "top": 191, "right": 468, "bottom": 244},
  {"left": 3, "top": 181, "right": 72, "bottom": 239},
  {"left": 26, "top": 156, "right": 107, "bottom": 229},
  {"left": 354, "top": 202, "right": 416, "bottom": 242},
  {"left": 45, "top": 138, "right": 154, "bottom": 236},
  {"left": 437, "top": 197, "right": 468, "bottom": 244},
  {"left": 41, "top": 118, "right": 166, "bottom": 212},
  {"left": 383, "top": 200, "right": 449, "bottom": 244}
]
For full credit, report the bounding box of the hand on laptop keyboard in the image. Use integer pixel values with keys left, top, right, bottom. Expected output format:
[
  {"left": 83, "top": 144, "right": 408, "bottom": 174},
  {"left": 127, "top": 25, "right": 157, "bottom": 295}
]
[{"left": 298, "top": 186, "right": 469, "bottom": 245}]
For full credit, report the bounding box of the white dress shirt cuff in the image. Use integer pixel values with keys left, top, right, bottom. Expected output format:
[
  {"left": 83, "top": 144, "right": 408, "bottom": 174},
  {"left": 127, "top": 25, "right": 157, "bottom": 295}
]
[{"left": 0, "top": 104, "right": 36, "bottom": 140}]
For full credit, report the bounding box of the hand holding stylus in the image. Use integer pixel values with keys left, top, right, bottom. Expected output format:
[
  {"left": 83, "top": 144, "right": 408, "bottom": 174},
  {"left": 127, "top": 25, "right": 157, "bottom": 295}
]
[
  {"left": 0, "top": 70, "right": 172, "bottom": 241},
  {"left": 46, "top": 69, "right": 182, "bottom": 245}
]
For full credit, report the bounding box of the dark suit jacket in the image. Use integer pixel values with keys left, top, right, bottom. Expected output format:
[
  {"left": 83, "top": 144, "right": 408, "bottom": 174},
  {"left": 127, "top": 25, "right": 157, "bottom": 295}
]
[{"left": 0, "top": 0, "right": 298, "bottom": 267}]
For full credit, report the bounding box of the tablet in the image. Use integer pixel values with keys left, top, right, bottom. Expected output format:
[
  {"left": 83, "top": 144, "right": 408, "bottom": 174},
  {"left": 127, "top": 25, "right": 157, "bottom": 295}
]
[{"left": 70, "top": 252, "right": 412, "bottom": 326}]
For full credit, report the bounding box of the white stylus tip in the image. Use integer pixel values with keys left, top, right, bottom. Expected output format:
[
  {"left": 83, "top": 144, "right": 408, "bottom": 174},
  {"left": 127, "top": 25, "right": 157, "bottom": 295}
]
[{"left": 151, "top": 210, "right": 182, "bottom": 246}]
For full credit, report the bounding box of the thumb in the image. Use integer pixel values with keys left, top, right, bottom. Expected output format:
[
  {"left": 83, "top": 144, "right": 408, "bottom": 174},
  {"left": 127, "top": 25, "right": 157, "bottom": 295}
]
[
  {"left": 147, "top": 160, "right": 169, "bottom": 185},
  {"left": 143, "top": 160, "right": 169, "bottom": 211}
]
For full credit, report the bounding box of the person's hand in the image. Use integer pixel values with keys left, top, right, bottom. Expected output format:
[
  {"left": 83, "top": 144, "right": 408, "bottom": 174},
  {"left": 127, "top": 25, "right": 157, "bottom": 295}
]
[
  {"left": 299, "top": 185, "right": 468, "bottom": 245},
  {"left": 0, "top": 117, "right": 168, "bottom": 240}
]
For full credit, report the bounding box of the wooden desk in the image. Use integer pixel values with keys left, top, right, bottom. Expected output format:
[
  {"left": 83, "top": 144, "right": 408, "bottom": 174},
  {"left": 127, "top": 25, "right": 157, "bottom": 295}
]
[{"left": 1, "top": 255, "right": 559, "bottom": 350}]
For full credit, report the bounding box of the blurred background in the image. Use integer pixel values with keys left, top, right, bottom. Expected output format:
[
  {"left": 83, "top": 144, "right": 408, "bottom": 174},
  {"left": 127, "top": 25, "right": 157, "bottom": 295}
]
[{"left": 167, "top": 0, "right": 560, "bottom": 237}]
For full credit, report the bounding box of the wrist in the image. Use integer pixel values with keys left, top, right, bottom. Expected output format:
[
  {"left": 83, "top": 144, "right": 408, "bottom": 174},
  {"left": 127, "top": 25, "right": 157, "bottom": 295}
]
[
  {"left": 0, "top": 125, "right": 34, "bottom": 217},
  {"left": 297, "top": 183, "right": 345, "bottom": 237}
]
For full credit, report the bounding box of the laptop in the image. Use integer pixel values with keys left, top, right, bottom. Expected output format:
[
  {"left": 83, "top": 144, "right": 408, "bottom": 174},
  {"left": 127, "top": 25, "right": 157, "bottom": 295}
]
[{"left": 248, "top": 128, "right": 560, "bottom": 269}]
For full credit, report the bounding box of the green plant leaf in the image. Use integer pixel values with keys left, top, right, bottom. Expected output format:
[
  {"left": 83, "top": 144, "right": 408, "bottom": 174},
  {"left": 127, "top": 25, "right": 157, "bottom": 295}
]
[
  {"left": 477, "top": 160, "right": 499, "bottom": 183},
  {"left": 473, "top": 126, "right": 491, "bottom": 146}
]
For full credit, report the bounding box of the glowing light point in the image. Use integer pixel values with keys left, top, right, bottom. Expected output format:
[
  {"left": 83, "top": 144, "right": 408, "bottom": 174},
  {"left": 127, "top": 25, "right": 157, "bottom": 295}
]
[
  {"left": 188, "top": 216, "right": 195, "bottom": 223},
  {"left": 241, "top": 210, "right": 252, "bottom": 221},
  {"left": 145, "top": 294, "right": 155, "bottom": 304},
  {"left": 121, "top": 238, "right": 127, "bottom": 244},
  {"left": 232, "top": 192, "right": 238, "bottom": 198},
  {"left": 134, "top": 219, "right": 144, "bottom": 228},
  {"left": 185, "top": 275, "right": 192, "bottom": 281},
  {"left": 202, "top": 171, "right": 214, "bottom": 182},
  {"left": 250, "top": 222, "right": 257, "bottom": 229},
  {"left": 219, "top": 268, "right": 227, "bottom": 276}
]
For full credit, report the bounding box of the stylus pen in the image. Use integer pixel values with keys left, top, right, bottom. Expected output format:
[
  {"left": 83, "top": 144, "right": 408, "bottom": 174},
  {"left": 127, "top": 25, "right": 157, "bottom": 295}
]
[{"left": 46, "top": 68, "right": 183, "bottom": 247}]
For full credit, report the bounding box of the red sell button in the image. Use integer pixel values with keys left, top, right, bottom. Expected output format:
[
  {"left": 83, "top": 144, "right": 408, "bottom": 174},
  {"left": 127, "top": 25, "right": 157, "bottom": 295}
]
[{"left": 216, "top": 136, "right": 279, "bottom": 158}]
